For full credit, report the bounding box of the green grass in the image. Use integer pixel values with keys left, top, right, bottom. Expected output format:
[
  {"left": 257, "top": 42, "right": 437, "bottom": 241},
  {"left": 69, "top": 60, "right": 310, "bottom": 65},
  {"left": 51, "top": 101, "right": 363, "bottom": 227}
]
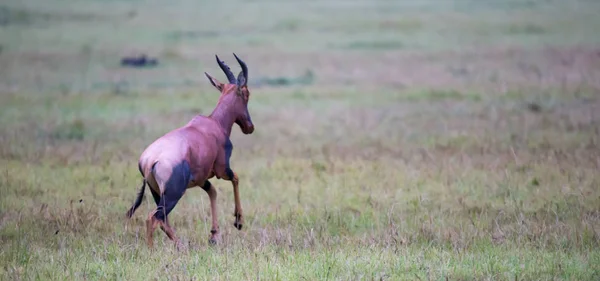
[{"left": 1, "top": 0, "right": 600, "bottom": 280}]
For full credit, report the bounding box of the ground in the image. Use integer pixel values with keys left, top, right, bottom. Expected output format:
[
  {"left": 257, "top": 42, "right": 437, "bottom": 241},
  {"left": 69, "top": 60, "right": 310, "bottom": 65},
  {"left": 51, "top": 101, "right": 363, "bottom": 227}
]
[{"left": 1, "top": 0, "right": 599, "bottom": 280}]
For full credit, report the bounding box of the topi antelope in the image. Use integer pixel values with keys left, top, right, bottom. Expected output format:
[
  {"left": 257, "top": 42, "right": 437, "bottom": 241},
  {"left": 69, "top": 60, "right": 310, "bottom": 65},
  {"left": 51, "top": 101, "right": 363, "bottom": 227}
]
[{"left": 125, "top": 54, "right": 254, "bottom": 249}]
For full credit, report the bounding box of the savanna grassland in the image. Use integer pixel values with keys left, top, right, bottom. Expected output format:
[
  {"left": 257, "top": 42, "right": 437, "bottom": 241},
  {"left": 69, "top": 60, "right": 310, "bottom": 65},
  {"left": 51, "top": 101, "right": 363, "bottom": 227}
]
[{"left": 1, "top": 0, "right": 600, "bottom": 280}]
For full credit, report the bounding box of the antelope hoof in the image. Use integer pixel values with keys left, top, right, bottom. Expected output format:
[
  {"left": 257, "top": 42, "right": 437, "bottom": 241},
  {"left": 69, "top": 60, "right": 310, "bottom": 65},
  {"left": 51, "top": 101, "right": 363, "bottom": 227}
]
[
  {"left": 234, "top": 213, "right": 243, "bottom": 230},
  {"left": 234, "top": 221, "right": 243, "bottom": 230},
  {"left": 209, "top": 229, "right": 219, "bottom": 245}
]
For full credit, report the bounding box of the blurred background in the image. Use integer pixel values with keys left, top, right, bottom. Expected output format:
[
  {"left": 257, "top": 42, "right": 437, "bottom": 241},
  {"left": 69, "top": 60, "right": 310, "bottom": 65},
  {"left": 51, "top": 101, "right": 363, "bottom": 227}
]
[
  {"left": 2, "top": 0, "right": 599, "bottom": 95},
  {"left": 1, "top": 0, "right": 599, "bottom": 279}
]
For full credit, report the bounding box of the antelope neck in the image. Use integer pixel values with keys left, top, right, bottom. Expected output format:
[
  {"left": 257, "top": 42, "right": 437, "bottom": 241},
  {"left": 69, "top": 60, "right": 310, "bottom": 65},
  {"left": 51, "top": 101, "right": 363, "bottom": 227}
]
[{"left": 209, "top": 94, "right": 238, "bottom": 137}]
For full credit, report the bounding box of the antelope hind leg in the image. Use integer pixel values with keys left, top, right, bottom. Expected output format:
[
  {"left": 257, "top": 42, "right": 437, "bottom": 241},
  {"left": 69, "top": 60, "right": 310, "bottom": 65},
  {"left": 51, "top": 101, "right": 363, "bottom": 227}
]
[{"left": 151, "top": 161, "right": 191, "bottom": 250}]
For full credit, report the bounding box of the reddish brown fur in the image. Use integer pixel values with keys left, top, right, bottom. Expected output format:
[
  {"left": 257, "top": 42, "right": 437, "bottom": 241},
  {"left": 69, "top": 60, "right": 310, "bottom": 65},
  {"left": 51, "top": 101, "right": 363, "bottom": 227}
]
[{"left": 126, "top": 54, "right": 254, "bottom": 249}]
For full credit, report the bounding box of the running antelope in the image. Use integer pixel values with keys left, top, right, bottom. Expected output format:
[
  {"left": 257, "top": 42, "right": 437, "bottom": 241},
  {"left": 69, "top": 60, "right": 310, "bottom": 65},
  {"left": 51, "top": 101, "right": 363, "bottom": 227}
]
[{"left": 125, "top": 54, "right": 254, "bottom": 249}]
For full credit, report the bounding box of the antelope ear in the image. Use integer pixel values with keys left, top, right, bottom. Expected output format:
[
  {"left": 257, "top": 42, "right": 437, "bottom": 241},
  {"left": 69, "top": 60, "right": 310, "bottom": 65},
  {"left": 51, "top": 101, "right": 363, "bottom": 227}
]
[
  {"left": 236, "top": 71, "right": 246, "bottom": 87},
  {"left": 205, "top": 72, "right": 223, "bottom": 92}
]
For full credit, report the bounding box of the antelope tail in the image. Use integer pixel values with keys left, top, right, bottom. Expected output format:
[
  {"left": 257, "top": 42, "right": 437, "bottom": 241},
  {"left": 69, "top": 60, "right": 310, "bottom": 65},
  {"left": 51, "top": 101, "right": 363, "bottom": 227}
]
[{"left": 126, "top": 179, "right": 147, "bottom": 218}]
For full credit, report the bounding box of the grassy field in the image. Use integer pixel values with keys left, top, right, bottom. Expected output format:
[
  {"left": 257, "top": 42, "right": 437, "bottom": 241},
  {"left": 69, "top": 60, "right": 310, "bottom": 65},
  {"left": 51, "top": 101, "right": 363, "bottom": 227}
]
[{"left": 1, "top": 0, "right": 600, "bottom": 280}]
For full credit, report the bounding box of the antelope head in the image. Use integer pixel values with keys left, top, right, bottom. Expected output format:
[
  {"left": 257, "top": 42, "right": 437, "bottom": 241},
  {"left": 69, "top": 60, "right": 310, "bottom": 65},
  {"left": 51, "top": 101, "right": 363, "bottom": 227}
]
[{"left": 204, "top": 53, "right": 254, "bottom": 135}]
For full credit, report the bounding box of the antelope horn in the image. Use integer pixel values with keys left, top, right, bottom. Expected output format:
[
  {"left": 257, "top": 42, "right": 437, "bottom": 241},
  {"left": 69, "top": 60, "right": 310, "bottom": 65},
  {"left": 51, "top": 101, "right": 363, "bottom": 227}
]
[
  {"left": 233, "top": 53, "right": 248, "bottom": 83},
  {"left": 215, "top": 55, "right": 236, "bottom": 84}
]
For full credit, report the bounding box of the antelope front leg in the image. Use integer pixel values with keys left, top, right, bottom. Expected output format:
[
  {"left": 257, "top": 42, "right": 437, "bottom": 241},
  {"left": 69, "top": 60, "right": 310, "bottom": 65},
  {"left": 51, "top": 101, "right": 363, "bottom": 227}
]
[
  {"left": 202, "top": 180, "right": 220, "bottom": 244},
  {"left": 218, "top": 139, "right": 243, "bottom": 230},
  {"left": 225, "top": 168, "right": 244, "bottom": 230}
]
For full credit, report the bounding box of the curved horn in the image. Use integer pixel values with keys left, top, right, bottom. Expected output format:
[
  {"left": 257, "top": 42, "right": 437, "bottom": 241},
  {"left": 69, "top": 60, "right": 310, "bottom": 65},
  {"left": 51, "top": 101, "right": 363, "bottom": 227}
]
[
  {"left": 215, "top": 54, "right": 236, "bottom": 84},
  {"left": 233, "top": 53, "right": 248, "bottom": 83}
]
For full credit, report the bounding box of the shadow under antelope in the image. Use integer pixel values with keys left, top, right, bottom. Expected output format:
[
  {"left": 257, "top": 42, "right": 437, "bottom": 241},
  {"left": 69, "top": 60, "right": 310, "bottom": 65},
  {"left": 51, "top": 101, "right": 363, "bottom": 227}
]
[{"left": 125, "top": 54, "right": 255, "bottom": 249}]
